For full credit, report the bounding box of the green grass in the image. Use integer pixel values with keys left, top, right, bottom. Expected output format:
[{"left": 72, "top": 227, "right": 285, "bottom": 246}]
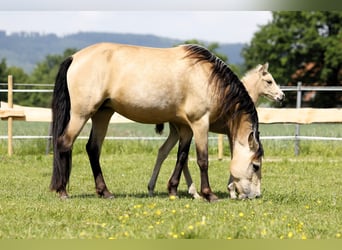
[{"left": 0, "top": 121, "right": 342, "bottom": 239}]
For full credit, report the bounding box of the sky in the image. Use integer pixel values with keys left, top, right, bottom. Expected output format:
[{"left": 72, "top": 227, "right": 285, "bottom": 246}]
[{"left": 0, "top": 11, "right": 272, "bottom": 44}]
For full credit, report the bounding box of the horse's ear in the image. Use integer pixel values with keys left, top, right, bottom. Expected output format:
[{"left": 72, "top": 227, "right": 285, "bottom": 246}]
[
  {"left": 248, "top": 131, "right": 259, "bottom": 151},
  {"left": 257, "top": 64, "right": 263, "bottom": 72},
  {"left": 263, "top": 62, "right": 269, "bottom": 72}
]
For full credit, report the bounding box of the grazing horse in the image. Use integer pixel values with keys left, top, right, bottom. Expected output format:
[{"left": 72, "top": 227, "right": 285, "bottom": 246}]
[
  {"left": 148, "top": 63, "right": 284, "bottom": 199},
  {"left": 50, "top": 43, "right": 263, "bottom": 201}
]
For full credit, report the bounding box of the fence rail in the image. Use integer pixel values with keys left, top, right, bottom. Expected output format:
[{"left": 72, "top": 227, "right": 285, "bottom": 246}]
[
  {"left": 1, "top": 77, "right": 342, "bottom": 156},
  {"left": 280, "top": 85, "right": 342, "bottom": 91}
]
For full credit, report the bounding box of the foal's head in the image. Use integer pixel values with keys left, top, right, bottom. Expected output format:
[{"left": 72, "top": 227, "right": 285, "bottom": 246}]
[
  {"left": 228, "top": 123, "right": 263, "bottom": 200},
  {"left": 243, "top": 63, "right": 285, "bottom": 103}
]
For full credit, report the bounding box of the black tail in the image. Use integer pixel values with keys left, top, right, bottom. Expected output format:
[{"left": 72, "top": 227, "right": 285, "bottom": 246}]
[
  {"left": 50, "top": 57, "right": 73, "bottom": 193},
  {"left": 155, "top": 123, "right": 164, "bottom": 135}
]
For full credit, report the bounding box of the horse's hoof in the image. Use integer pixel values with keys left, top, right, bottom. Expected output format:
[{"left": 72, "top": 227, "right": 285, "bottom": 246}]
[
  {"left": 98, "top": 190, "right": 114, "bottom": 199},
  {"left": 59, "top": 194, "right": 69, "bottom": 200},
  {"left": 209, "top": 194, "right": 219, "bottom": 202},
  {"left": 58, "top": 190, "right": 69, "bottom": 199},
  {"left": 167, "top": 186, "right": 178, "bottom": 198},
  {"left": 103, "top": 193, "right": 115, "bottom": 199},
  {"left": 169, "top": 195, "right": 178, "bottom": 200},
  {"left": 193, "top": 193, "right": 203, "bottom": 200},
  {"left": 105, "top": 195, "right": 115, "bottom": 199},
  {"left": 202, "top": 193, "right": 219, "bottom": 202},
  {"left": 188, "top": 183, "right": 202, "bottom": 199}
]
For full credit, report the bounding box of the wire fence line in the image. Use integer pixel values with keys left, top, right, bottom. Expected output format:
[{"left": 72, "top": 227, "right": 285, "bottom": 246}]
[
  {"left": 0, "top": 135, "right": 341, "bottom": 141},
  {"left": 2, "top": 83, "right": 342, "bottom": 92},
  {"left": 1, "top": 80, "right": 342, "bottom": 156}
]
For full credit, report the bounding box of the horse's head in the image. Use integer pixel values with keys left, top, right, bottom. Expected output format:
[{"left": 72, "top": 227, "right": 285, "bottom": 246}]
[
  {"left": 256, "top": 62, "right": 285, "bottom": 102},
  {"left": 229, "top": 129, "right": 263, "bottom": 199}
]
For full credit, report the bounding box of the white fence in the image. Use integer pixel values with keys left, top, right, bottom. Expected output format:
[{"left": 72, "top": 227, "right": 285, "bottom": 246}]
[{"left": 1, "top": 77, "right": 342, "bottom": 156}]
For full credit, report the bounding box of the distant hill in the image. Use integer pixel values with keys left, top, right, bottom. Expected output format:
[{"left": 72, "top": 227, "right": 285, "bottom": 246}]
[{"left": 0, "top": 31, "right": 245, "bottom": 73}]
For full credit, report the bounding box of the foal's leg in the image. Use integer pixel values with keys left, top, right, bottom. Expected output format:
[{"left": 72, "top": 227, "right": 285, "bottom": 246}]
[
  {"left": 148, "top": 123, "right": 200, "bottom": 198},
  {"left": 86, "top": 108, "right": 114, "bottom": 198},
  {"left": 148, "top": 123, "right": 179, "bottom": 196},
  {"left": 182, "top": 162, "right": 201, "bottom": 199},
  {"left": 167, "top": 126, "right": 193, "bottom": 197}
]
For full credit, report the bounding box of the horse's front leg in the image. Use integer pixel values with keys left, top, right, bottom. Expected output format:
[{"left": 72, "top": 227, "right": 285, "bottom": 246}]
[
  {"left": 167, "top": 126, "right": 192, "bottom": 197},
  {"left": 192, "top": 120, "right": 218, "bottom": 202}
]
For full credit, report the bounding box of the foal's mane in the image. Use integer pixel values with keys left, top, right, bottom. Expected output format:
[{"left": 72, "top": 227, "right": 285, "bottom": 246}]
[
  {"left": 183, "top": 44, "right": 263, "bottom": 158},
  {"left": 243, "top": 64, "right": 262, "bottom": 78}
]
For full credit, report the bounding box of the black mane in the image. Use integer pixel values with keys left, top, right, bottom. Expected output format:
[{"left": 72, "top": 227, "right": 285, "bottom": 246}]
[{"left": 183, "top": 44, "right": 263, "bottom": 157}]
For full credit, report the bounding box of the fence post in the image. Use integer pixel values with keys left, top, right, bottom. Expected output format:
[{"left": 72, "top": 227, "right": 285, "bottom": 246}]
[
  {"left": 45, "top": 123, "right": 52, "bottom": 155},
  {"left": 7, "top": 75, "right": 13, "bottom": 156},
  {"left": 294, "top": 81, "right": 302, "bottom": 156},
  {"left": 218, "top": 134, "right": 223, "bottom": 160}
]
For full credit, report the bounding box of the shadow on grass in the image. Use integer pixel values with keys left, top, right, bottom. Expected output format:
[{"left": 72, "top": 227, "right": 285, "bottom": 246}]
[{"left": 67, "top": 190, "right": 232, "bottom": 201}]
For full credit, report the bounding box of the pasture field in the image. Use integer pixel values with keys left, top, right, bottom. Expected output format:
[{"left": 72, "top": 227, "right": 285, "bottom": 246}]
[{"left": 0, "top": 121, "right": 342, "bottom": 239}]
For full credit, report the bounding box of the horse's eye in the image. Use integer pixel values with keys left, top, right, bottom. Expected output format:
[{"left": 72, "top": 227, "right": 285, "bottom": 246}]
[
  {"left": 266, "top": 80, "right": 272, "bottom": 84},
  {"left": 252, "top": 164, "right": 260, "bottom": 172}
]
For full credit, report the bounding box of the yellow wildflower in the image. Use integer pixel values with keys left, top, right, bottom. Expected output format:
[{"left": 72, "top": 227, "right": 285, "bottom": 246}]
[
  {"left": 288, "top": 232, "right": 293, "bottom": 238},
  {"left": 134, "top": 204, "right": 142, "bottom": 209}
]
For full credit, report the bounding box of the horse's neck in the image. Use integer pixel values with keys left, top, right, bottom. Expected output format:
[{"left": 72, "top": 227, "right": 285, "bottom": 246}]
[
  {"left": 241, "top": 76, "right": 259, "bottom": 104},
  {"left": 209, "top": 116, "right": 228, "bottom": 134}
]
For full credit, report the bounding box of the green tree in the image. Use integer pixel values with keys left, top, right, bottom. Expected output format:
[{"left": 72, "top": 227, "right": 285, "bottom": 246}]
[
  {"left": 0, "top": 58, "right": 29, "bottom": 104},
  {"left": 6, "top": 66, "right": 29, "bottom": 106},
  {"left": 29, "top": 48, "right": 77, "bottom": 84},
  {"left": 0, "top": 59, "right": 8, "bottom": 103},
  {"left": 243, "top": 11, "right": 342, "bottom": 107},
  {"left": 27, "top": 48, "right": 77, "bottom": 107},
  {"left": 1, "top": 49, "right": 77, "bottom": 107}
]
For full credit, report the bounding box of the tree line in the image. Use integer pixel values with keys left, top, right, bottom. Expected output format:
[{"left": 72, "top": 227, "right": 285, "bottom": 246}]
[
  {"left": 243, "top": 11, "right": 342, "bottom": 107},
  {"left": 0, "top": 49, "right": 77, "bottom": 107},
  {"left": 1, "top": 11, "right": 341, "bottom": 108}
]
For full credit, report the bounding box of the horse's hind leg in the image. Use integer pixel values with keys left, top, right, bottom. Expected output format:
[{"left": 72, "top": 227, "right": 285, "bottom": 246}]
[
  {"left": 52, "top": 115, "right": 88, "bottom": 198},
  {"left": 86, "top": 108, "right": 114, "bottom": 198}
]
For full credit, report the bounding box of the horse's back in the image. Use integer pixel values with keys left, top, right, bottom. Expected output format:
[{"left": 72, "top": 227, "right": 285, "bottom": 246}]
[
  {"left": 66, "top": 43, "right": 211, "bottom": 124},
  {"left": 69, "top": 43, "right": 189, "bottom": 86},
  {"left": 72, "top": 42, "right": 184, "bottom": 65}
]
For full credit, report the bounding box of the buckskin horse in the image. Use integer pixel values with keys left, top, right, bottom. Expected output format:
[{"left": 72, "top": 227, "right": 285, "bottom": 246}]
[{"left": 50, "top": 43, "right": 263, "bottom": 201}]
